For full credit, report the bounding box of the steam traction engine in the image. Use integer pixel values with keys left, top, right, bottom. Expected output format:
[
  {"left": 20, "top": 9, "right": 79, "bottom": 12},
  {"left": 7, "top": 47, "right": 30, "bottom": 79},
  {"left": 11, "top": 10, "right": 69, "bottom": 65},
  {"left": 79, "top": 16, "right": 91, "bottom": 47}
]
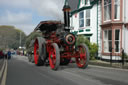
[{"left": 34, "top": 2, "right": 90, "bottom": 70}]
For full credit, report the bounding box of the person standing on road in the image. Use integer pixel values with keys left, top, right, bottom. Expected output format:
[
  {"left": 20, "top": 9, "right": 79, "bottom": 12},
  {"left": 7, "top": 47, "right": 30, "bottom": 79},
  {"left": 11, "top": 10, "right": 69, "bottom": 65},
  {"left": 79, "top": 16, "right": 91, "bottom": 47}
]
[
  {"left": 7, "top": 50, "right": 11, "bottom": 59},
  {"left": 0, "top": 50, "right": 4, "bottom": 59}
]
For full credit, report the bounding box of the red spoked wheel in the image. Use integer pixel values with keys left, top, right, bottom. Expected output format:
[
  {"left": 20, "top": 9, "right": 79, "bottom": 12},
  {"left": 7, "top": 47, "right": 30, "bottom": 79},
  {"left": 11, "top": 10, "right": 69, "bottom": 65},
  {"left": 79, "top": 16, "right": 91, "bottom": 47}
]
[
  {"left": 34, "top": 40, "right": 39, "bottom": 65},
  {"left": 34, "top": 38, "right": 44, "bottom": 66},
  {"left": 49, "top": 43, "right": 60, "bottom": 70},
  {"left": 76, "top": 44, "right": 89, "bottom": 69}
]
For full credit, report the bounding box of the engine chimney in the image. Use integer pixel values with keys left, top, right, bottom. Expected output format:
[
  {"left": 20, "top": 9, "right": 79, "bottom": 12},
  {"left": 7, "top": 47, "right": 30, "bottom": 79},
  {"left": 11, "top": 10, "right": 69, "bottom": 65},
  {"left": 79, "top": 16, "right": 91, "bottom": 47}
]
[{"left": 63, "top": 0, "right": 71, "bottom": 31}]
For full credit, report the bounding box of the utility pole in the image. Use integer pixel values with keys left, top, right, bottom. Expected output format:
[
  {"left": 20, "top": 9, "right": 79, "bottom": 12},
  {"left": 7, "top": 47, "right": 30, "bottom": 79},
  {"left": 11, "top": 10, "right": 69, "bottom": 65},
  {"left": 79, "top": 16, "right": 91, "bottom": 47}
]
[{"left": 19, "top": 32, "right": 22, "bottom": 48}]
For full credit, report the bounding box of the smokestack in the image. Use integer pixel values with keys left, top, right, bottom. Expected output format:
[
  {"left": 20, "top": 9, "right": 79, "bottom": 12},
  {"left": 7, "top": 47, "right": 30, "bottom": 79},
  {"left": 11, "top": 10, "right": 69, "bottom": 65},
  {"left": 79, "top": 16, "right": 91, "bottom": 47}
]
[{"left": 63, "top": 0, "right": 71, "bottom": 31}]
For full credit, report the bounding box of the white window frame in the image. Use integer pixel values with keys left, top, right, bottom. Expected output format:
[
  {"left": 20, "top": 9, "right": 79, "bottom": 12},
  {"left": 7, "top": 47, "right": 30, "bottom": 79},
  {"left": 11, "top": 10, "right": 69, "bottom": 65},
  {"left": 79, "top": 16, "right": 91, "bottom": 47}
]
[
  {"left": 79, "top": 11, "right": 84, "bottom": 28},
  {"left": 86, "top": 9, "right": 90, "bottom": 27},
  {"left": 82, "top": 0, "right": 85, "bottom": 4},
  {"left": 103, "top": 29, "right": 112, "bottom": 53},
  {"left": 85, "top": 0, "right": 90, "bottom": 6},
  {"left": 104, "top": 0, "right": 112, "bottom": 22},
  {"left": 114, "top": 29, "right": 120, "bottom": 53},
  {"left": 114, "top": 0, "right": 120, "bottom": 20}
]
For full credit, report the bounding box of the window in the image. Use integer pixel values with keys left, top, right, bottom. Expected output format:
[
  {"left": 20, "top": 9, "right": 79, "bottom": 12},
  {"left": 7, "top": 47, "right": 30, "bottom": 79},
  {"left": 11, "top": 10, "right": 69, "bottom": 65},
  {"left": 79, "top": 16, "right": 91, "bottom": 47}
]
[
  {"left": 114, "top": 0, "right": 120, "bottom": 19},
  {"left": 85, "top": 0, "right": 90, "bottom": 6},
  {"left": 115, "top": 29, "right": 120, "bottom": 52},
  {"left": 86, "top": 9, "right": 90, "bottom": 26},
  {"left": 104, "top": 30, "right": 112, "bottom": 52},
  {"left": 103, "top": 29, "right": 120, "bottom": 53},
  {"left": 104, "top": 0, "right": 111, "bottom": 21},
  {"left": 82, "top": 0, "right": 85, "bottom": 4},
  {"left": 71, "top": 17, "right": 73, "bottom": 27},
  {"left": 79, "top": 11, "right": 84, "bottom": 27}
]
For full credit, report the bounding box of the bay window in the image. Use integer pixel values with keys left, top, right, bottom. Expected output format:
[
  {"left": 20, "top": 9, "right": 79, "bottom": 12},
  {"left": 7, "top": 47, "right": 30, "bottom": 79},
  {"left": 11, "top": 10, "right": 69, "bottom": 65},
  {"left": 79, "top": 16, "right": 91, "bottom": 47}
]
[
  {"left": 104, "top": 0, "right": 111, "bottom": 21},
  {"left": 103, "top": 29, "right": 121, "bottom": 53},
  {"left": 86, "top": 9, "right": 90, "bottom": 26},
  {"left": 104, "top": 30, "right": 112, "bottom": 52},
  {"left": 115, "top": 29, "right": 120, "bottom": 52},
  {"left": 79, "top": 11, "right": 84, "bottom": 27},
  {"left": 114, "top": 0, "right": 120, "bottom": 19}
]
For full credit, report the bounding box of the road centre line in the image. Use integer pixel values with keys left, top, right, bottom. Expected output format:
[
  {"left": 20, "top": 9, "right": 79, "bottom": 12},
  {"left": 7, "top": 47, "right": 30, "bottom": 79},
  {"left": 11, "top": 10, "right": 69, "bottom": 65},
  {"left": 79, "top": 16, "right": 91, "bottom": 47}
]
[
  {"left": 0, "top": 59, "right": 8, "bottom": 85},
  {"left": 0, "top": 59, "right": 5, "bottom": 79}
]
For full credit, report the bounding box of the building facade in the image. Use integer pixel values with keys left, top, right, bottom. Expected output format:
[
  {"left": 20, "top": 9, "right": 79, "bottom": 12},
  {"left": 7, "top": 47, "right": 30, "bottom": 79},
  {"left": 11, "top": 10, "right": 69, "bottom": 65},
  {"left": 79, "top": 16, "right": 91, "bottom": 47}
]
[{"left": 68, "top": 0, "right": 128, "bottom": 59}]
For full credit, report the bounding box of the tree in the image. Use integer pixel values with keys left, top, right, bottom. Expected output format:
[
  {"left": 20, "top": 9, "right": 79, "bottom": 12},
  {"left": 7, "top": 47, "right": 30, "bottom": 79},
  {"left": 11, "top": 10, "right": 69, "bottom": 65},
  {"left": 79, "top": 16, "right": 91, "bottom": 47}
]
[{"left": 0, "top": 25, "right": 26, "bottom": 49}]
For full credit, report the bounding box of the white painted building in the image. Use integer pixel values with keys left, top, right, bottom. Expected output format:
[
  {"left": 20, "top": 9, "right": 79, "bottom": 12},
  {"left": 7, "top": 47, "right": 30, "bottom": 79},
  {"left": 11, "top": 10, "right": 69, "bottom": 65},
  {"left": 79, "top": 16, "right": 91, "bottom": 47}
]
[{"left": 67, "top": 0, "right": 128, "bottom": 60}]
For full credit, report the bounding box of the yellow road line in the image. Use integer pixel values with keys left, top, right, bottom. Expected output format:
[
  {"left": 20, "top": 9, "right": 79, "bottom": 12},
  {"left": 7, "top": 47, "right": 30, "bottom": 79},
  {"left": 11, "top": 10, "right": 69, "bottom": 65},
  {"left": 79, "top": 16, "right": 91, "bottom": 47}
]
[
  {"left": 0, "top": 59, "right": 5, "bottom": 79},
  {"left": 0, "top": 59, "right": 8, "bottom": 85}
]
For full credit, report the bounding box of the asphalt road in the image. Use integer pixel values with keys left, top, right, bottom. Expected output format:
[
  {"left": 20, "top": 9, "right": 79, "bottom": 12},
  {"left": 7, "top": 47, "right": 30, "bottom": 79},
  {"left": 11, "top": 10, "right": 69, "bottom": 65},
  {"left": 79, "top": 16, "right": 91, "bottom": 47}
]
[{"left": 6, "top": 55, "right": 128, "bottom": 85}]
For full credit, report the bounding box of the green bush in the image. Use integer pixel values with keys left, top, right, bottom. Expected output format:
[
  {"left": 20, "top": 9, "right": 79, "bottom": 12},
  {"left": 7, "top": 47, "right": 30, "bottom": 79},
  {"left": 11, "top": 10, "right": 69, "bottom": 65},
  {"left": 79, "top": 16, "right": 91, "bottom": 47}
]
[{"left": 76, "top": 35, "right": 98, "bottom": 60}]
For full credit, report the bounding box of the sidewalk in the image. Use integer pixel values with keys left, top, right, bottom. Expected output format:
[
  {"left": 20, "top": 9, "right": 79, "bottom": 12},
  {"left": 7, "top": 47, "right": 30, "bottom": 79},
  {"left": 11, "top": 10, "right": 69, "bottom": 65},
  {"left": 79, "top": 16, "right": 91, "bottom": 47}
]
[{"left": 89, "top": 60, "right": 128, "bottom": 69}]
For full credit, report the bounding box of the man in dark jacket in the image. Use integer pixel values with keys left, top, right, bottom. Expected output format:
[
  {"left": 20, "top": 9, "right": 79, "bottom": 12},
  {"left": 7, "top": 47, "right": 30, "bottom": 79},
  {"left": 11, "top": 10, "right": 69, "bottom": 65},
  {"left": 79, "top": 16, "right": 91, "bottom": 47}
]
[{"left": 7, "top": 50, "right": 11, "bottom": 59}]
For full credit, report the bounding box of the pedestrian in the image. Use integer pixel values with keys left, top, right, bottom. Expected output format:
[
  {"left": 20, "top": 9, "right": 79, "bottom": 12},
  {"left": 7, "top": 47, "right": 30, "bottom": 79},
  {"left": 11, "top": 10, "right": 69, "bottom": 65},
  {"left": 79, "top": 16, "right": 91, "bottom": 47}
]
[
  {"left": 7, "top": 50, "right": 11, "bottom": 59},
  {"left": 0, "top": 50, "right": 4, "bottom": 59}
]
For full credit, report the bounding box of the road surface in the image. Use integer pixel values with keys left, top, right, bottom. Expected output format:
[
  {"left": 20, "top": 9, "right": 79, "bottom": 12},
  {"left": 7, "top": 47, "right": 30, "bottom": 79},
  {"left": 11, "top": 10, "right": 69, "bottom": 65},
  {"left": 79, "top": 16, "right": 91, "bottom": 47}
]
[{"left": 6, "top": 55, "right": 128, "bottom": 85}]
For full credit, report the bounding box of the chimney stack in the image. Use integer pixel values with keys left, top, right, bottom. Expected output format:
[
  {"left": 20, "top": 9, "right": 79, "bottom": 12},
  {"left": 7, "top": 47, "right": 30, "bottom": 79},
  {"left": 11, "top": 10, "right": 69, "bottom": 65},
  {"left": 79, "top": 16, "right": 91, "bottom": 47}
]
[{"left": 63, "top": 0, "right": 71, "bottom": 31}]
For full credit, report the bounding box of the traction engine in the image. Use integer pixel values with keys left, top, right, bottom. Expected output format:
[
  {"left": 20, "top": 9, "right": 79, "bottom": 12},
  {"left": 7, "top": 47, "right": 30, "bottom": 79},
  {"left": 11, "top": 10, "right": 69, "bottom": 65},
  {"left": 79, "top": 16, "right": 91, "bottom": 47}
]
[{"left": 34, "top": 2, "right": 90, "bottom": 70}]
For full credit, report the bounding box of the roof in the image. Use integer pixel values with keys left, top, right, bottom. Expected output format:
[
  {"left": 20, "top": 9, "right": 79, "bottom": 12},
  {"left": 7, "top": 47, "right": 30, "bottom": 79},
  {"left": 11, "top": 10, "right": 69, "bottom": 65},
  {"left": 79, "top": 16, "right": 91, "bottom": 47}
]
[
  {"left": 67, "top": 0, "right": 79, "bottom": 11},
  {"left": 69, "top": 0, "right": 98, "bottom": 16},
  {"left": 34, "top": 21, "right": 62, "bottom": 32}
]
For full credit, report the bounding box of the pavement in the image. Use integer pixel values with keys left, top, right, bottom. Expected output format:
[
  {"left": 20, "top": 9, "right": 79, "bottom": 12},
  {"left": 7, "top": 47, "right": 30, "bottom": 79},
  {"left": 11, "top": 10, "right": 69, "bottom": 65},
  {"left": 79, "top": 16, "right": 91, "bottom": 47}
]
[
  {"left": 89, "top": 60, "right": 128, "bottom": 69},
  {"left": 3, "top": 55, "right": 128, "bottom": 85}
]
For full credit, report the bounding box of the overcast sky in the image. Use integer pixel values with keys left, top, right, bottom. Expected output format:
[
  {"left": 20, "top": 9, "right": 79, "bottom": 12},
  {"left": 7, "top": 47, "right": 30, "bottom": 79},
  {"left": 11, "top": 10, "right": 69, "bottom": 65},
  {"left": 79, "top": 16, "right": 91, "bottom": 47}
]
[{"left": 0, "top": 0, "right": 65, "bottom": 35}]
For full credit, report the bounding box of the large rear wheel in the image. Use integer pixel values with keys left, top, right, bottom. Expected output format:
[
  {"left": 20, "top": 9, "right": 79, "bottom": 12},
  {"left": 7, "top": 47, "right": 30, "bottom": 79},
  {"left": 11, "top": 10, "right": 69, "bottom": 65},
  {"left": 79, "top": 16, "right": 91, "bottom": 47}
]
[
  {"left": 76, "top": 44, "right": 89, "bottom": 69},
  {"left": 49, "top": 43, "right": 60, "bottom": 70},
  {"left": 34, "top": 37, "right": 46, "bottom": 66}
]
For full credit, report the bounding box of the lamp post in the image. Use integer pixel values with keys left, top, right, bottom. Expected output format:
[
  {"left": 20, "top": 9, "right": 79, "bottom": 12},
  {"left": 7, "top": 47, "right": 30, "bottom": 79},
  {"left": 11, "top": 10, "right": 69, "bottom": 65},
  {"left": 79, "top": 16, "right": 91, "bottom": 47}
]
[{"left": 19, "top": 32, "right": 22, "bottom": 49}]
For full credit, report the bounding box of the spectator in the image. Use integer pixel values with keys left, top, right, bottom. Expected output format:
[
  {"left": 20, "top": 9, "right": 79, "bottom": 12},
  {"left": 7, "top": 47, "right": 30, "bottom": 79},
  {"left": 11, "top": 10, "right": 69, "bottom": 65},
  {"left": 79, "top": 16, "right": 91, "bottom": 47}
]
[
  {"left": 7, "top": 50, "right": 11, "bottom": 59},
  {"left": 0, "top": 50, "right": 4, "bottom": 59},
  {"left": 4, "top": 51, "right": 7, "bottom": 59}
]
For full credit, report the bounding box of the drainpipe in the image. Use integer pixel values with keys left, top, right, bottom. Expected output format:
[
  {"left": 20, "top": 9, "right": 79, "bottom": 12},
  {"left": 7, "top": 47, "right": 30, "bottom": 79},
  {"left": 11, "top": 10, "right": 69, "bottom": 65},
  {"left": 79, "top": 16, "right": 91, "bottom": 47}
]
[
  {"left": 124, "top": 0, "right": 126, "bottom": 52},
  {"left": 97, "top": 0, "right": 99, "bottom": 58}
]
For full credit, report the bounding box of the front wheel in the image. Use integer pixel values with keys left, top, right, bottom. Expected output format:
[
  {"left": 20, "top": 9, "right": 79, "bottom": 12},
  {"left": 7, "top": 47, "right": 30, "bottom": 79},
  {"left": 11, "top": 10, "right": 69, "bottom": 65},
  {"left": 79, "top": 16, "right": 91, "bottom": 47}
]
[
  {"left": 49, "top": 43, "right": 60, "bottom": 70},
  {"left": 76, "top": 44, "right": 90, "bottom": 69}
]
